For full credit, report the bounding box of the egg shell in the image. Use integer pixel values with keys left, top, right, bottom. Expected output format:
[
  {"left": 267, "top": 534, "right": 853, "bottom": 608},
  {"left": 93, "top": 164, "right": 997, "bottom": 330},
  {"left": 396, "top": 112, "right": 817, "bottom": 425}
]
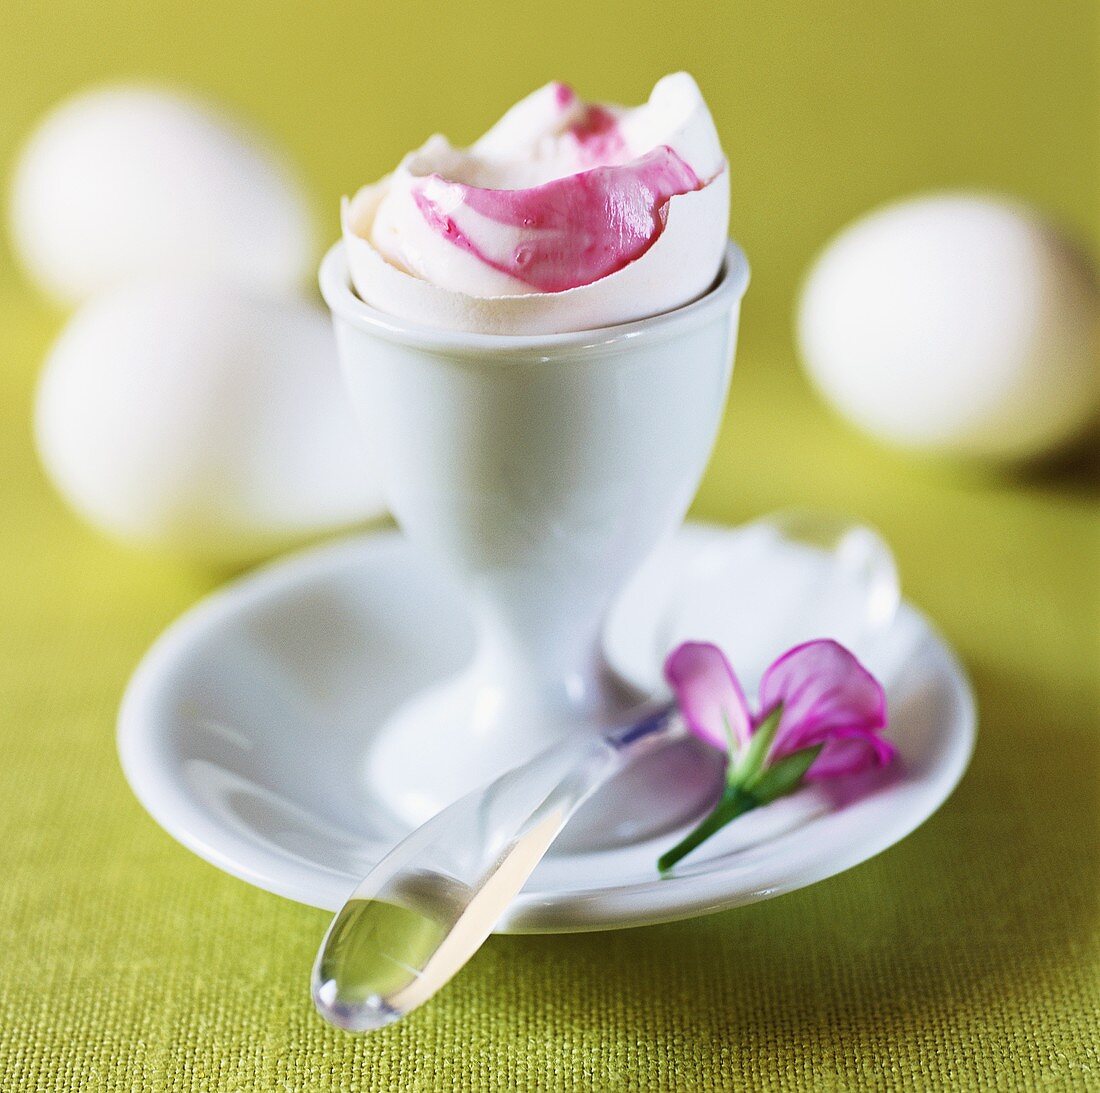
[
  {"left": 35, "top": 283, "right": 386, "bottom": 563},
  {"left": 10, "top": 85, "right": 314, "bottom": 303},
  {"left": 798, "top": 193, "right": 1100, "bottom": 462}
]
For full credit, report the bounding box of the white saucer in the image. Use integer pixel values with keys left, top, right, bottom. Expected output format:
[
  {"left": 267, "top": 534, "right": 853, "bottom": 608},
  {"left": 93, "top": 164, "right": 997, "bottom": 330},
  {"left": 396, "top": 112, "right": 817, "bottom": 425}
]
[{"left": 118, "top": 524, "right": 975, "bottom": 933}]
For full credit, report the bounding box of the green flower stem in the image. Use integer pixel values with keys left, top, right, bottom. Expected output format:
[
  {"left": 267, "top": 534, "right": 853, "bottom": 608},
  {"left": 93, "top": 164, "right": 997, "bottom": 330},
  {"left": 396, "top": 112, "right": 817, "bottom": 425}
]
[{"left": 657, "top": 784, "right": 760, "bottom": 874}]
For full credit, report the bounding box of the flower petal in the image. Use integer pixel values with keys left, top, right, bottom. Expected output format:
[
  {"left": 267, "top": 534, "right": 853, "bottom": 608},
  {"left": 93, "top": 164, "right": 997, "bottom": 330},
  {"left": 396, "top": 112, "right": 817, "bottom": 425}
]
[
  {"left": 758, "top": 639, "right": 888, "bottom": 760},
  {"left": 805, "top": 730, "right": 896, "bottom": 781},
  {"left": 664, "top": 642, "right": 752, "bottom": 752}
]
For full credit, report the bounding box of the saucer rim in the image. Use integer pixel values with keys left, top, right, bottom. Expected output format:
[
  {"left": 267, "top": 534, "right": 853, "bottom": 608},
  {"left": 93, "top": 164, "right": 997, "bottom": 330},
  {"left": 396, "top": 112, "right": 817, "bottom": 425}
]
[{"left": 117, "top": 525, "right": 976, "bottom": 934}]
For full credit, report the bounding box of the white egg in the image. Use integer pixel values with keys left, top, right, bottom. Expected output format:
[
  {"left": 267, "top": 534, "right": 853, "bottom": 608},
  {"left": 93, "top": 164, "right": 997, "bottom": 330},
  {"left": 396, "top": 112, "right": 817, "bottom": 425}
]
[
  {"left": 798, "top": 194, "right": 1099, "bottom": 461},
  {"left": 9, "top": 85, "right": 314, "bottom": 303},
  {"left": 35, "top": 283, "right": 386, "bottom": 563}
]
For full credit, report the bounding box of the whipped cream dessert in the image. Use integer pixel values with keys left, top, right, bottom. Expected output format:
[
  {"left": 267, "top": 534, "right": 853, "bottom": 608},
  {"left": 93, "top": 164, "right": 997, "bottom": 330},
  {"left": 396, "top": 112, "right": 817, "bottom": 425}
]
[{"left": 343, "top": 73, "right": 729, "bottom": 334}]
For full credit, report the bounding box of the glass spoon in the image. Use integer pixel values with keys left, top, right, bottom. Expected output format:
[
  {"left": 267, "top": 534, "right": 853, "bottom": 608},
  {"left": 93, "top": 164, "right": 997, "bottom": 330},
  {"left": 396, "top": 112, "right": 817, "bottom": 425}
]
[
  {"left": 312, "top": 512, "right": 900, "bottom": 1032},
  {"left": 312, "top": 703, "right": 676, "bottom": 1031}
]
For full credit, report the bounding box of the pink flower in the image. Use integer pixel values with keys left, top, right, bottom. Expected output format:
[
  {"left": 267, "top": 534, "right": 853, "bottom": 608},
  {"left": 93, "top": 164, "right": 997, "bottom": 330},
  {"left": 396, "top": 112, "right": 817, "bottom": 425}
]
[
  {"left": 657, "top": 639, "right": 894, "bottom": 873},
  {"left": 664, "top": 639, "right": 893, "bottom": 781}
]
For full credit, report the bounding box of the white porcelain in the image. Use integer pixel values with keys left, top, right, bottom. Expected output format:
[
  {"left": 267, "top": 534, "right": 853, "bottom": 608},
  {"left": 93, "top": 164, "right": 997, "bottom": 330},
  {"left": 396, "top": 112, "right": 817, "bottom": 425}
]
[
  {"left": 320, "top": 242, "right": 750, "bottom": 827},
  {"left": 118, "top": 524, "right": 976, "bottom": 933}
]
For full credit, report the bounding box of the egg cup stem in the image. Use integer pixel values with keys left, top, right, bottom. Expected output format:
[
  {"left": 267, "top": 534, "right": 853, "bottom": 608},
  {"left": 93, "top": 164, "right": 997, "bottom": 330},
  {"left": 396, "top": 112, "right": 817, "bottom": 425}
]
[{"left": 321, "top": 241, "right": 749, "bottom": 828}]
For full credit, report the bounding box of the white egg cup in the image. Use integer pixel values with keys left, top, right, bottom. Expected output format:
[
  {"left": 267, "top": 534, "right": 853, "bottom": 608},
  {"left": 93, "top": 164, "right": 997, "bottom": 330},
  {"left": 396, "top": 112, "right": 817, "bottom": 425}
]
[{"left": 320, "top": 242, "right": 749, "bottom": 827}]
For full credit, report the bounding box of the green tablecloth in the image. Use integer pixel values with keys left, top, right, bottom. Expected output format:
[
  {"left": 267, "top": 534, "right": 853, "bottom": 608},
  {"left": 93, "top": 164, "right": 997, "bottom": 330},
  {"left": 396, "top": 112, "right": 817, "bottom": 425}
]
[{"left": 1, "top": 1, "right": 1097, "bottom": 1089}]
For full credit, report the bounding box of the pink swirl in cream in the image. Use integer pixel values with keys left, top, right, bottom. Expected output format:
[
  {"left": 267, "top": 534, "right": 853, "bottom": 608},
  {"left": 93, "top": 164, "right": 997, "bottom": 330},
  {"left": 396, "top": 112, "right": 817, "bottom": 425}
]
[
  {"left": 552, "top": 82, "right": 577, "bottom": 109},
  {"left": 550, "top": 84, "right": 627, "bottom": 164},
  {"left": 567, "top": 105, "right": 626, "bottom": 163},
  {"left": 343, "top": 73, "right": 729, "bottom": 332},
  {"left": 412, "top": 147, "right": 702, "bottom": 293}
]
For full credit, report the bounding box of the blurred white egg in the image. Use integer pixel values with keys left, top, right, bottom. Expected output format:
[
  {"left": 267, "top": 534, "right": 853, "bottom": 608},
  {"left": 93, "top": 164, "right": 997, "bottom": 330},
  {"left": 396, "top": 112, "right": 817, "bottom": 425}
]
[
  {"left": 10, "top": 85, "right": 314, "bottom": 303},
  {"left": 35, "top": 283, "right": 386, "bottom": 563},
  {"left": 798, "top": 194, "right": 1099, "bottom": 461}
]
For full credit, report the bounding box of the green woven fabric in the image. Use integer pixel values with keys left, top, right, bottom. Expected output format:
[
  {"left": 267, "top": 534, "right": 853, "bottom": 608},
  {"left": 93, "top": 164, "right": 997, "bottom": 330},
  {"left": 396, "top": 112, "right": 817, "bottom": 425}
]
[{"left": 1, "top": 1, "right": 1097, "bottom": 1089}]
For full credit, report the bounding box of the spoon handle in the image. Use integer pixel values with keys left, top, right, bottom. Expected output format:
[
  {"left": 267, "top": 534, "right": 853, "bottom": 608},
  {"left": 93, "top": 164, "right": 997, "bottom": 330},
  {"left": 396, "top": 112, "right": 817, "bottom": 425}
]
[{"left": 312, "top": 703, "right": 678, "bottom": 1031}]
